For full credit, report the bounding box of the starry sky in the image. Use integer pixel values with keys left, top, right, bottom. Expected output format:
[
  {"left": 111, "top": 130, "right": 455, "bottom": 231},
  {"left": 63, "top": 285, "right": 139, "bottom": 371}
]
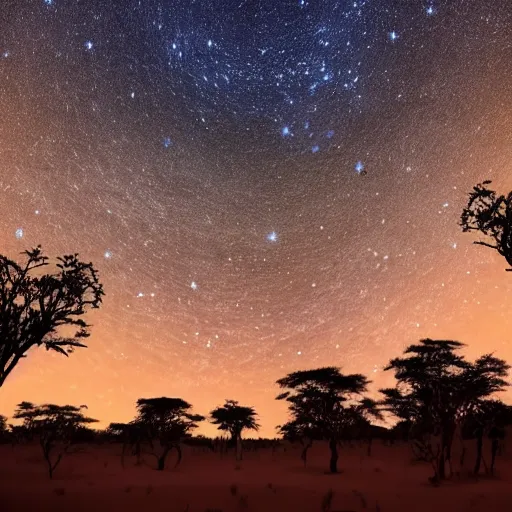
[{"left": 1, "top": 0, "right": 512, "bottom": 437}]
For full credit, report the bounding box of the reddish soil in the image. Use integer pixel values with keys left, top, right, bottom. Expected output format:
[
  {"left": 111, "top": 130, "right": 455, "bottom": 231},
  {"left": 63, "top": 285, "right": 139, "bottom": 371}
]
[{"left": 1, "top": 439, "right": 511, "bottom": 511}]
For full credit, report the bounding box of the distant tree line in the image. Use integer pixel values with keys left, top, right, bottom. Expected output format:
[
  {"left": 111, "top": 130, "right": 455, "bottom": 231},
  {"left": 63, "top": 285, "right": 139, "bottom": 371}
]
[{"left": 1, "top": 180, "right": 512, "bottom": 482}]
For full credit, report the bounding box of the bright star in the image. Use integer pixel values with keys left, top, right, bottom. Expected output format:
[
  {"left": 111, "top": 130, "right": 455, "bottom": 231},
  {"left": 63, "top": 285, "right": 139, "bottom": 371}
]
[
  {"left": 191, "top": 281, "right": 198, "bottom": 290},
  {"left": 281, "top": 126, "right": 290, "bottom": 137},
  {"left": 163, "top": 137, "right": 172, "bottom": 148},
  {"left": 426, "top": 6, "right": 435, "bottom": 15},
  {"left": 104, "top": 250, "right": 112, "bottom": 259},
  {"left": 15, "top": 228, "right": 23, "bottom": 239},
  {"left": 84, "top": 40, "right": 93, "bottom": 50},
  {"left": 389, "top": 31, "right": 398, "bottom": 41},
  {"left": 355, "top": 161, "right": 365, "bottom": 174},
  {"left": 267, "top": 232, "right": 278, "bottom": 243},
  {"left": 312, "top": 145, "right": 320, "bottom": 153}
]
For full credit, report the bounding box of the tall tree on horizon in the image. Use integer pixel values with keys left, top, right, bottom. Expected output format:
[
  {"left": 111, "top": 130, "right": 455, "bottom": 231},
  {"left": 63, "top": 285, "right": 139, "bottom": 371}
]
[
  {"left": 13, "top": 402, "right": 97, "bottom": 479},
  {"left": 277, "top": 417, "right": 320, "bottom": 467},
  {"left": 381, "top": 339, "right": 509, "bottom": 482},
  {"left": 135, "top": 397, "right": 204, "bottom": 470},
  {"left": 0, "top": 247, "right": 104, "bottom": 387},
  {"left": 276, "top": 367, "right": 375, "bottom": 474},
  {"left": 461, "top": 180, "right": 512, "bottom": 270},
  {"left": 106, "top": 421, "right": 147, "bottom": 467},
  {"left": 210, "top": 399, "right": 259, "bottom": 461}
]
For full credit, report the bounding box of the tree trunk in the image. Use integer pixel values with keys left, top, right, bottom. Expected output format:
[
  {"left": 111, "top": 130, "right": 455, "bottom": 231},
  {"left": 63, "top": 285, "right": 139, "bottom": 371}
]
[
  {"left": 156, "top": 446, "right": 171, "bottom": 471},
  {"left": 235, "top": 434, "right": 242, "bottom": 461},
  {"left": 133, "top": 440, "right": 142, "bottom": 465},
  {"left": 437, "top": 446, "right": 445, "bottom": 481},
  {"left": 490, "top": 438, "right": 499, "bottom": 475},
  {"left": 328, "top": 438, "right": 338, "bottom": 473},
  {"left": 474, "top": 430, "right": 483, "bottom": 475},
  {"left": 173, "top": 444, "right": 182, "bottom": 467},
  {"left": 437, "top": 426, "right": 454, "bottom": 481},
  {"left": 300, "top": 438, "right": 313, "bottom": 466}
]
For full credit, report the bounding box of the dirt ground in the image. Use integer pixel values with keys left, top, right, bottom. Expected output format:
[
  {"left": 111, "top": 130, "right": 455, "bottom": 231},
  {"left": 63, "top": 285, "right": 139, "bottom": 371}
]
[{"left": 1, "top": 439, "right": 511, "bottom": 512}]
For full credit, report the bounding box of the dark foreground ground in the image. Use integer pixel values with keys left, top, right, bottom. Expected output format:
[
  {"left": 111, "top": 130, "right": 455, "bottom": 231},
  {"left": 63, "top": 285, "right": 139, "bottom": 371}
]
[{"left": 1, "top": 439, "right": 511, "bottom": 511}]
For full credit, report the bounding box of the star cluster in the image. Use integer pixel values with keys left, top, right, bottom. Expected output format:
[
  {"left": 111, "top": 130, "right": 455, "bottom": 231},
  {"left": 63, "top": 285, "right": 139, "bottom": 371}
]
[{"left": 1, "top": 0, "right": 512, "bottom": 435}]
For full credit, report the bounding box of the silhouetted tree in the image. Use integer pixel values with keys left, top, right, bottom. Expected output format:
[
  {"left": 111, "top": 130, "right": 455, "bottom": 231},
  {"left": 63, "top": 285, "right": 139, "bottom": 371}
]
[
  {"left": 462, "top": 399, "right": 512, "bottom": 476},
  {"left": 13, "top": 402, "right": 97, "bottom": 478},
  {"left": 107, "top": 421, "right": 147, "bottom": 466},
  {"left": 135, "top": 397, "right": 204, "bottom": 470},
  {"left": 0, "top": 247, "right": 104, "bottom": 387},
  {"left": 277, "top": 418, "right": 319, "bottom": 466},
  {"left": 0, "top": 414, "right": 8, "bottom": 443},
  {"left": 276, "top": 367, "right": 374, "bottom": 473},
  {"left": 10, "top": 401, "right": 40, "bottom": 442},
  {"left": 210, "top": 400, "right": 259, "bottom": 461},
  {"left": 461, "top": 181, "right": 512, "bottom": 270},
  {"left": 381, "top": 339, "right": 509, "bottom": 482},
  {"left": 346, "top": 398, "right": 384, "bottom": 456}
]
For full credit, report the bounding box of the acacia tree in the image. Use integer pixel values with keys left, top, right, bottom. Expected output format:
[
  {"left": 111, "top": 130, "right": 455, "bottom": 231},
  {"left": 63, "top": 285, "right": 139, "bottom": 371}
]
[
  {"left": 106, "top": 421, "right": 147, "bottom": 467},
  {"left": 277, "top": 418, "right": 320, "bottom": 466},
  {"left": 381, "top": 339, "right": 509, "bottom": 482},
  {"left": 0, "top": 247, "right": 104, "bottom": 387},
  {"left": 210, "top": 400, "right": 259, "bottom": 461},
  {"left": 13, "top": 402, "right": 97, "bottom": 479},
  {"left": 0, "top": 414, "right": 7, "bottom": 443},
  {"left": 345, "top": 398, "right": 384, "bottom": 456},
  {"left": 135, "top": 397, "right": 204, "bottom": 470},
  {"left": 276, "top": 367, "right": 374, "bottom": 474},
  {"left": 461, "top": 181, "right": 512, "bottom": 270}
]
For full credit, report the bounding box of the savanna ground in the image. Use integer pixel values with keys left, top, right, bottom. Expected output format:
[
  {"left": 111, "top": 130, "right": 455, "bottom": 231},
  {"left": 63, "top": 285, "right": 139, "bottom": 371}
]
[{"left": 1, "top": 438, "right": 511, "bottom": 512}]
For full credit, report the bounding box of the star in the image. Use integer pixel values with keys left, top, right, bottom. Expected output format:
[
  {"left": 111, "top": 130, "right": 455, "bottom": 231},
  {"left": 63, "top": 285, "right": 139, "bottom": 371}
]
[
  {"left": 389, "top": 31, "right": 398, "bottom": 42},
  {"left": 267, "top": 231, "right": 278, "bottom": 243},
  {"left": 84, "top": 40, "right": 94, "bottom": 50},
  {"left": 191, "top": 281, "right": 198, "bottom": 290},
  {"left": 15, "top": 228, "right": 23, "bottom": 239},
  {"left": 355, "top": 161, "right": 365, "bottom": 174}
]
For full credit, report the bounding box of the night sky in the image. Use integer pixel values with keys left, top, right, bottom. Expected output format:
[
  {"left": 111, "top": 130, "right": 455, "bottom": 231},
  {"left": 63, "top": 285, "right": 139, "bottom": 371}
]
[{"left": 1, "top": 0, "right": 512, "bottom": 437}]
